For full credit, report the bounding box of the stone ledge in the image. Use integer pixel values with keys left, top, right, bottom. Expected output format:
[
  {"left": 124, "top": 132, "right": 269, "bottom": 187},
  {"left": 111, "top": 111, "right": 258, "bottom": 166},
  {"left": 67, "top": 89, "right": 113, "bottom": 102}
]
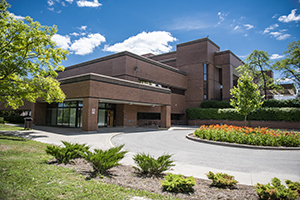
[{"left": 186, "top": 133, "right": 300, "bottom": 151}]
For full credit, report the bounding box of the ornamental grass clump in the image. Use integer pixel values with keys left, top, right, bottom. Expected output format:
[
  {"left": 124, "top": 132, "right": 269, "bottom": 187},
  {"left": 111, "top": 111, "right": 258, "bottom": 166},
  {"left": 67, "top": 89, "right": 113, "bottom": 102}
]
[
  {"left": 133, "top": 153, "right": 175, "bottom": 176},
  {"left": 161, "top": 173, "right": 196, "bottom": 193},
  {"left": 45, "top": 141, "right": 90, "bottom": 164},
  {"left": 255, "top": 177, "right": 299, "bottom": 200},
  {"left": 82, "top": 144, "right": 127, "bottom": 175},
  {"left": 194, "top": 124, "right": 300, "bottom": 147},
  {"left": 206, "top": 171, "right": 238, "bottom": 188}
]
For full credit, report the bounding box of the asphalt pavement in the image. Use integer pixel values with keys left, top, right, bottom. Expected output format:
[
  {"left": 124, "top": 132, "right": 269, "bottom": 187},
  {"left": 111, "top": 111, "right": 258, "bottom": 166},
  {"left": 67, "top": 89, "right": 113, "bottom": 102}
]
[{"left": 2, "top": 124, "right": 299, "bottom": 186}]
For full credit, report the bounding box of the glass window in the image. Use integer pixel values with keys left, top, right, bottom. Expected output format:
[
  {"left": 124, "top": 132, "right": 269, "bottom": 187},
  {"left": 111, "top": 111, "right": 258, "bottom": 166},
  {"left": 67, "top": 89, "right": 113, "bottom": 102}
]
[
  {"left": 57, "top": 108, "right": 63, "bottom": 126},
  {"left": 63, "top": 108, "right": 70, "bottom": 126},
  {"left": 65, "top": 101, "right": 77, "bottom": 107},
  {"left": 69, "top": 108, "right": 76, "bottom": 127},
  {"left": 51, "top": 108, "right": 57, "bottom": 126},
  {"left": 98, "top": 109, "right": 106, "bottom": 126},
  {"left": 99, "top": 103, "right": 105, "bottom": 108}
]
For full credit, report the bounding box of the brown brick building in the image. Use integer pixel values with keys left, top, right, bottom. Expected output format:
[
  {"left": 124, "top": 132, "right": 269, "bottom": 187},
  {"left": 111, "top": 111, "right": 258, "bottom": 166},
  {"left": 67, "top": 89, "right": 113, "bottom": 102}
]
[{"left": 0, "top": 38, "right": 243, "bottom": 131}]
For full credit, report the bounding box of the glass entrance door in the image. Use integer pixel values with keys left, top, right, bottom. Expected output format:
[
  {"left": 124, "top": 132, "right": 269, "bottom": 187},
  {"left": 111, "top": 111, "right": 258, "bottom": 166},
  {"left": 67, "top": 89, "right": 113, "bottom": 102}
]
[{"left": 107, "top": 110, "right": 114, "bottom": 127}]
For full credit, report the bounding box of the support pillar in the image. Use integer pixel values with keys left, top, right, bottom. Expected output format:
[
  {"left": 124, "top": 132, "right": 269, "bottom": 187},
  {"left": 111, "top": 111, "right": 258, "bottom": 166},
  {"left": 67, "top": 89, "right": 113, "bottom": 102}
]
[
  {"left": 161, "top": 105, "right": 171, "bottom": 128},
  {"left": 82, "top": 98, "right": 98, "bottom": 132}
]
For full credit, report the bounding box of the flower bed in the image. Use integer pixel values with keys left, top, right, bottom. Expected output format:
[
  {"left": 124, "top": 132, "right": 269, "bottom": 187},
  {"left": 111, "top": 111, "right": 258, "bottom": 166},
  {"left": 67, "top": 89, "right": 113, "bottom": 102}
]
[{"left": 194, "top": 124, "right": 300, "bottom": 147}]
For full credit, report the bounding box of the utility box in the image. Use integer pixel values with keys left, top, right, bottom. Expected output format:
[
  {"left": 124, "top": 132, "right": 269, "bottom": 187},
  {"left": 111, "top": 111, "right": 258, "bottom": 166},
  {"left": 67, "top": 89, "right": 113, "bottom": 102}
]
[{"left": 24, "top": 117, "right": 33, "bottom": 129}]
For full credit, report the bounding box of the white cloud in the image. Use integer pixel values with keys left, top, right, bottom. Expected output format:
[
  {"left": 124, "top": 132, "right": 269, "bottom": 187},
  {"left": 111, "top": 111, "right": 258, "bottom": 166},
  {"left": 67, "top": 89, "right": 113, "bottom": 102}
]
[
  {"left": 269, "top": 31, "right": 282, "bottom": 37},
  {"left": 244, "top": 24, "right": 254, "bottom": 30},
  {"left": 79, "top": 25, "right": 87, "bottom": 30},
  {"left": 70, "top": 32, "right": 79, "bottom": 36},
  {"left": 269, "top": 31, "right": 291, "bottom": 40},
  {"left": 244, "top": 34, "right": 248, "bottom": 37},
  {"left": 62, "top": 2, "right": 66, "bottom": 6},
  {"left": 47, "top": 0, "right": 54, "bottom": 6},
  {"left": 52, "top": 34, "right": 71, "bottom": 49},
  {"left": 278, "top": 9, "right": 300, "bottom": 22},
  {"left": 70, "top": 33, "right": 105, "bottom": 55},
  {"left": 47, "top": 7, "right": 54, "bottom": 12},
  {"left": 66, "top": 0, "right": 73, "bottom": 3},
  {"left": 270, "top": 54, "right": 285, "bottom": 60},
  {"left": 263, "top": 24, "right": 279, "bottom": 34},
  {"left": 234, "top": 25, "right": 240, "bottom": 30},
  {"left": 218, "top": 12, "right": 229, "bottom": 24},
  {"left": 104, "top": 31, "right": 177, "bottom": 55},
  {"left": 76, "top": 0, "right": 102, "bottom": 7},
  {"left": 9, "top": 13, "right": 25, "bottom": 20},
  {"left": 272, "top": 14, "right": 278, "bottom": 19},
  {"left": 276, "top": 33, "right": 291, "bottom": 40}
]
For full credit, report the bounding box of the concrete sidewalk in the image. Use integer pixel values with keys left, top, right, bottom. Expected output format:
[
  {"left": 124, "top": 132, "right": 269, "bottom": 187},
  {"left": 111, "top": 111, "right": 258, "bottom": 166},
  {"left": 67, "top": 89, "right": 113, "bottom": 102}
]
[{"left": 2, "top": 124, "right": 299, "bottom": 186}]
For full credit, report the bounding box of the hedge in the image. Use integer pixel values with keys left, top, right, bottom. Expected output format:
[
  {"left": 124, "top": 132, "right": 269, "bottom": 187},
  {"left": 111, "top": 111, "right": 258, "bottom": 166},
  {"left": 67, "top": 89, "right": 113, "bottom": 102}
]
[
  {"left": 200, "top": 99, "right": 300, "bottom": 109},
  {"left": 186, "top": 107, "right": 300, "bottom": 121},
  {"left": 1, "top": 116, "right": 26, "bottom": 124}
]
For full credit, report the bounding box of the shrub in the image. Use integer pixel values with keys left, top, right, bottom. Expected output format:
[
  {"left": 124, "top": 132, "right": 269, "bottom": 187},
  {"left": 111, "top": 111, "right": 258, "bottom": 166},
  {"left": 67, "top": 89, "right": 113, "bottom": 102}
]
[
  {"left": 194, "top": 124, "right": 300, "bottom": 147},
  {"left": 161, "top": 173, "right": 196, "bottom": 193},
  {"left": 206, "top": 171, "right": 238, "bottom": 188},
  {"left": 255, "top": 177, "right": 299, "bottom": 200},
  {"left": 186, "top": 107, "right": 300, "bottom": 121},
  {"left": 263, "top": 99, "right": 300, "bottom": 108},
  {"left": 286, "top": 180, "right": 300, "bottom": 197},
  {"left": 45, "top": 141, "right": 90, "bottom": 164},
  {"left": 201, "top": 100, "right": 233, "bottom": 108},
  {"left": 133, "top": 153, "right": 175, "bottom": 176},
  {"left": 0, "top": 117, "right": 4, "bottom": 124},
  {"left": 83, "top": 144, "right": 127, "bottom": 175}
]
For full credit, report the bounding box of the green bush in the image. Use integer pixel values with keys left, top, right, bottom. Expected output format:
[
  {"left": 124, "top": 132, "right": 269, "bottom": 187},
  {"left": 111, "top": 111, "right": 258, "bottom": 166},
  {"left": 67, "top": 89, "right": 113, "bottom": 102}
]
[
  {"left": 199, "top": 99, "right": 300, "bottom": 109},
  {"left": 83, "top": 145, "right": 127, "bottom": 175},
  {"left": 201, "top": 100, "right": 233, "bottom": 108},
  {"left": 0, "top": 117, "right": 4, "bottom": 124},
  {"left": 45, "top": 141, "right": 90, "bottom": 164},
  {"left": 161, "top": 173, "right": 196, "bottom": 193},
  {"left": 3, "top": 115, "right": 26, "bottom": 124},
  {"left": 186, "top": 107, "right": 300, "bottom": 121},
  {"left": 255, "top": 177, "right": 299, "bottom": 200},
  {"left": 286, "top": 180, "right": 300, "bottom": 197},
  {"left": 263, "top": 99, "right": 300, "bottom": 108},
  {"left": 133, "top": 153, "right": 175, "bottom": 176},
  {"left": 206, "top": 171, "right": 238, "bottom": 188}
]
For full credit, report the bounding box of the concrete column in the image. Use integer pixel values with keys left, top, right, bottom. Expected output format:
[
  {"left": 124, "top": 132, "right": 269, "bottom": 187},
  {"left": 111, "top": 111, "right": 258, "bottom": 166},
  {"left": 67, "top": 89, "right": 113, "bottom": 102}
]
[
  {"left": 222, "top": 64, "right": 233, "bottom": 101},
  {"left": 161, "top": 105, "right": 171, "bottom": 128},
  {"left": 82, "top": 98, "right": 98, "bottom": 132}
]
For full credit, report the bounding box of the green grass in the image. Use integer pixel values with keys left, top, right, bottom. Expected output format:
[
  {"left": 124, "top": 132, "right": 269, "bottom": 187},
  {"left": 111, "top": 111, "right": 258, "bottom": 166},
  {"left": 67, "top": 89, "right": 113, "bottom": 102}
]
[
  {"left": 0, "top": 124, "right": 25, "bottom": 131},
  {"left": 0, "top": 134, "right": 179, "bottom": 200}
]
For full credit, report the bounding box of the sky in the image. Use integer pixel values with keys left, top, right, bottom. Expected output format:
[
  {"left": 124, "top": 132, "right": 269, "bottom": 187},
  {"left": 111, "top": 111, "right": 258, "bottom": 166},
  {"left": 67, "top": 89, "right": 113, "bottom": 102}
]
[{"left": 6, "top": 0, "right": 300, "bottom": 82}]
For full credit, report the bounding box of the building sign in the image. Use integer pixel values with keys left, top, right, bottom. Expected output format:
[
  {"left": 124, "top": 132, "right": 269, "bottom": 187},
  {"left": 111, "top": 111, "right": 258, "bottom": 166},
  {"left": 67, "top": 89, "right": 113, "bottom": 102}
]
[{"left": 92, "top": 108, "right": 95, "bottom": 115}]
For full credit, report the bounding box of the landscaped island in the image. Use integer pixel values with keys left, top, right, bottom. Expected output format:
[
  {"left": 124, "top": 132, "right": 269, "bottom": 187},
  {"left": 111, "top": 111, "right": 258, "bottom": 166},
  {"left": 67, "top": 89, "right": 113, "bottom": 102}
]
[{"left": 193, "top": 124, "right": 300, "bottom": 147}]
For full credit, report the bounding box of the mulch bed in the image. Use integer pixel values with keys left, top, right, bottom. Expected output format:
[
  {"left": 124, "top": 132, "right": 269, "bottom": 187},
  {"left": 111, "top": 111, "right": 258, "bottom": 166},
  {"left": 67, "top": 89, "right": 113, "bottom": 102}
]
[{"left": 48, "top": 158, "right": 259, "bottom": 199}]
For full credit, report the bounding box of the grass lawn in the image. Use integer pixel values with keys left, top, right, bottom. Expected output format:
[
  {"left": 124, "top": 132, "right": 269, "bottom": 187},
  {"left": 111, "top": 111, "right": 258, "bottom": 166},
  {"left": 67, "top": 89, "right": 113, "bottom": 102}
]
[
  {"left": 0, "top": 134, "right": 178, "bottom": 200},
  {"left": 0, "top": 124, "right": 25, "bottom": 131}
]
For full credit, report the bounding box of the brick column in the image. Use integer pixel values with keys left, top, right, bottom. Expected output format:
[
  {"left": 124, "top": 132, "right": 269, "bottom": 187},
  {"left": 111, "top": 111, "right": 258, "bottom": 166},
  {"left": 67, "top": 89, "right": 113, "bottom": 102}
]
[
  {"left": 82, "top": 98, "right": 98, "bottom": 132},
  {"left": 161, "top": 105, "right": 171, "bottom": 128}
]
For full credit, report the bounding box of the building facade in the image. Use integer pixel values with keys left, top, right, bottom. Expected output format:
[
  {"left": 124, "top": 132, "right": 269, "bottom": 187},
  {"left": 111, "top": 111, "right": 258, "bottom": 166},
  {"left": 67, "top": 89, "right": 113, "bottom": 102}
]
[{"left": 0, "top": 38, "right": 243, "bottom": 131}]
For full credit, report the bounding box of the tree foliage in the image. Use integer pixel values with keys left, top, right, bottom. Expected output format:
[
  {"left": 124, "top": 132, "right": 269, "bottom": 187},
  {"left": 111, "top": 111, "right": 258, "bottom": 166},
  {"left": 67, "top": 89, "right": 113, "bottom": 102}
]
[
  {"left": 230, "top": 72, "right": 264, "bottom": 126},
  {"left": 0, "top": 0, "right": 68, "bottom": 109},
  {"left": 237, "top": 50, "right": 281, "bottom": 99},
  {"left": 272, "top": 40, "right": 300, "bottom": 88}
]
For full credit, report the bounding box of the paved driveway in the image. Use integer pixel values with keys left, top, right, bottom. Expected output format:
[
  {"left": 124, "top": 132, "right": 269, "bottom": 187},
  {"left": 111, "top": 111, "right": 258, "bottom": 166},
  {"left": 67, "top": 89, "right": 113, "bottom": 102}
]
[{"left": 112, "top": 128, "right": 300, "bottom": 185}]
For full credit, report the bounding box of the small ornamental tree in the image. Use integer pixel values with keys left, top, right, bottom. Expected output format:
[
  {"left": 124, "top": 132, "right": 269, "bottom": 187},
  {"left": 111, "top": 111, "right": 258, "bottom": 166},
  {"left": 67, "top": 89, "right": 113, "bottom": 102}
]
[
  {"left": 0, "top": 0, "right": 68, "bottom": 109},
  {"left": 230, "top": 72, "right": 264, "bottom": 126}
]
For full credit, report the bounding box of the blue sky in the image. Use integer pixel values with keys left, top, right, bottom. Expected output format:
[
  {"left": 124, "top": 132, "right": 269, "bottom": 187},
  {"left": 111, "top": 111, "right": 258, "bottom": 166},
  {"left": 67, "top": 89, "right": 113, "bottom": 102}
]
[{"left": 7, "top": 0, "right": 300, "bottom": 80}]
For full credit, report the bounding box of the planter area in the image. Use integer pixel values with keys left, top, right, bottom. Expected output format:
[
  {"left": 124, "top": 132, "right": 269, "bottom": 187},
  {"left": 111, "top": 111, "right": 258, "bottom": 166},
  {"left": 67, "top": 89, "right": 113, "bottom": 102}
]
[{"left": 188, "top": 119, "right": 300, "bottom": 130}]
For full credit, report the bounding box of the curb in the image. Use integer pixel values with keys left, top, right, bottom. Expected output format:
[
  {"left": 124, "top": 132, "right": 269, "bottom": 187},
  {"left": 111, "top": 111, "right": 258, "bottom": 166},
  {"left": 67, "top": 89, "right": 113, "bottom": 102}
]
[
  {"left": 186, "top": 133, "right": 300, "bottom": 151},
  {"left": 109, "top": 132, "right": 124, "bottom": 148}
]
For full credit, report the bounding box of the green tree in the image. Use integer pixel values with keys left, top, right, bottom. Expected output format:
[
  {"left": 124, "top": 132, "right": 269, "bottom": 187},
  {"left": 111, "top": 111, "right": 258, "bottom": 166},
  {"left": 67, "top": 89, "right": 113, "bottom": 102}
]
[
  {"left": 230, "top": 72, "right": 264, "bottom": 126},
  {"left": 0, "top": 0, "right": 68, "bottom": 109},
  {"left": 237, "top": 50, "right": 281, "bottom": 99},
  {"left": 272, "top": 40, "right": 300, "bottom": 88}
]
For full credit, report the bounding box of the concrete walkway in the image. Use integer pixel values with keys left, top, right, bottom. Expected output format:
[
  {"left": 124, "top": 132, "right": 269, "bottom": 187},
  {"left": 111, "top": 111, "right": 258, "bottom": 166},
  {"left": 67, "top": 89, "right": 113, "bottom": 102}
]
[{"left": 1, "top": 124, "right": 299, "bottom": 186}]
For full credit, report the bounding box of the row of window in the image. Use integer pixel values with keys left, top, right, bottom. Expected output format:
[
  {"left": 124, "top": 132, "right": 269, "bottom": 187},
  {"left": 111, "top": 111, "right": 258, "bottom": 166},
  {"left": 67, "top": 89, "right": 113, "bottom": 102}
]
[{"left": 138, "top": 79, "right": 185, "bottom": 95}]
